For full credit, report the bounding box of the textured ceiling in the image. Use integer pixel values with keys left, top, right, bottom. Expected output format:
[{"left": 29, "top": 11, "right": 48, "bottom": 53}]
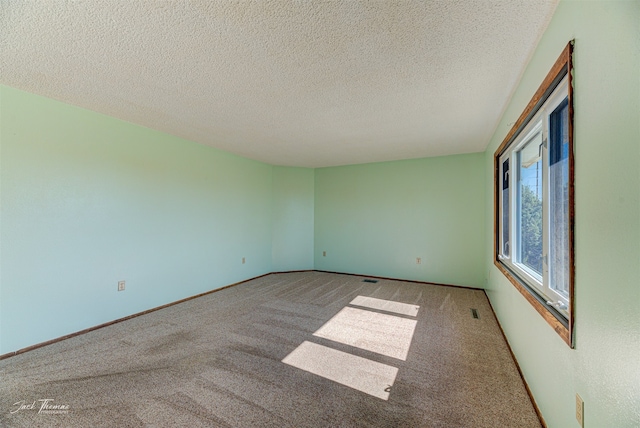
[{"left": 0, "top": 1, "right": 558, "bottom": 167}]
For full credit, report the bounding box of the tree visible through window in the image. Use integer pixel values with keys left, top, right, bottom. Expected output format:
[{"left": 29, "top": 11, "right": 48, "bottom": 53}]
[{"left": 521, "top": 185, "right": 542, "bottom": 275}]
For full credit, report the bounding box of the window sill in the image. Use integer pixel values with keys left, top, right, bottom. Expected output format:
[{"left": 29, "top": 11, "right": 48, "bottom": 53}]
[{"left": 494, "top": 260, "right": 573, "bottom": 347}]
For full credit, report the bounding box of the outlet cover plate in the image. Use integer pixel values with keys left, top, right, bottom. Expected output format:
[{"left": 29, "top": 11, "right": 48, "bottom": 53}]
[{"left": 576, "top": 393, "right": 584, "bottom": 427}]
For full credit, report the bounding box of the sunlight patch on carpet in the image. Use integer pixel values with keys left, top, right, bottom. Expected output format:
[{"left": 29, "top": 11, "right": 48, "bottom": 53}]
[
  {"left": 282, "top": 341, "right": 398, "bottom": 400},
  {"left": 283, "top": 294, "right": 420, "bottom": 400},
  {"left": 349, "top": 295, "right": 420, "bottom": 317},
  {"left": 313, "top": 307, "right": 417, "bottom": 360}
]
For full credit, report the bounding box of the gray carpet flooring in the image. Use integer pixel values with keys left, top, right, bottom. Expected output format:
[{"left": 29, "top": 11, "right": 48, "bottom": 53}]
[{"left": 0, "top": 271, "right": 541, "bottom": 427}]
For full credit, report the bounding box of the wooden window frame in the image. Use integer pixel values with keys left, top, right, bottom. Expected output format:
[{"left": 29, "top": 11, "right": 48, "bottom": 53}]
[{"left": 493, "top": 42, "right": 575, "bottom": 347}]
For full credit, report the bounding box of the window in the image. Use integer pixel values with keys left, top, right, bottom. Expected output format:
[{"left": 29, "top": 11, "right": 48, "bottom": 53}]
[{"left": 494, "top": 42, "right": 574, "bottom": 347}]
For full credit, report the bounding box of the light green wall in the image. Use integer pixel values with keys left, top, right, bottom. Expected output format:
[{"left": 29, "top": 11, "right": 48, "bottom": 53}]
[
  {"left": 272, "top": 166, "right": 314, "bottom": 271},
  {"left": 484, "top": 1, "right": 640, "bottom": 427},
  {"left": 315, "top": 154, "right": 485, "bottom": 287},
  {"left": 0, "top": 85, "right": 275, "bottom": 354}
]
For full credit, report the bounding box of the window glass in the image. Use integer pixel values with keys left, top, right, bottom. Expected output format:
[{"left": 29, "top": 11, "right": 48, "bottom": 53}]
[
  {"left": 501, "top": 158, "right": 510, "bottom": 257},
  {"left": 517, "top": 128, "right": 543, "bottom": 277},
  {"left": 549, "top": 98, "right": 570, "bottom": 297}
]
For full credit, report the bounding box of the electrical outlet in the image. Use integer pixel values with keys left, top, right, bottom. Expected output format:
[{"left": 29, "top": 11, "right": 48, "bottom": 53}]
[
  {"left": 323, "top": 251, "right": 326, "bottom": 257},
  {"left": 416, "top": 257, "right": 422, "bottom": 264},
  {"left": 117, "top": 281, "right": 125, "bottom": 292},
  {"left": 576, "top": 394, "right": 584, "bottom": 427},
  {"left": 242, "top": 257, "right": 246, "bottom": 264}
]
